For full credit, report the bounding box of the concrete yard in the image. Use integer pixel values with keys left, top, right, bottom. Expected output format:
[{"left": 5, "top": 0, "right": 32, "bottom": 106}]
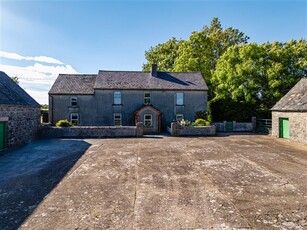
[{"left": 0, "top": 135, "right": 307, "bottom": 229}]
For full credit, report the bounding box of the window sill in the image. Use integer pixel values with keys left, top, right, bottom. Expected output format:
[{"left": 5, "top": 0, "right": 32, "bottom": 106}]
[
  {"left": 176, "top": 104, "right": 185, "bottom": 107},
  {"left": 113, "top": 104, "right": 123, "bottom": 106},
  {"left": 68, "top": 106, "right": 79, "bottom": 108}
]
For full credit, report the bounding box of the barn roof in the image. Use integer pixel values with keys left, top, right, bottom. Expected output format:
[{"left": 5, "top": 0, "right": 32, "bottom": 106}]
[
  {"left": 271, "top": 78, "right": 307, "bottom": 112},
  {"left": 0, "top": 71, "right": 40, "bottom": 107}
]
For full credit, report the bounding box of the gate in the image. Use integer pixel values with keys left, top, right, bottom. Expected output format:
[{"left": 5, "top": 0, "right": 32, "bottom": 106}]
[
  {"left": 256, "top": 119, "right": 272, "bottom": 134},
  {"left": 0, "top": 122, "right": 7, "bottom": 150},
  {"left": 226, "top": 121, "right": 233, "bottom": 132}
]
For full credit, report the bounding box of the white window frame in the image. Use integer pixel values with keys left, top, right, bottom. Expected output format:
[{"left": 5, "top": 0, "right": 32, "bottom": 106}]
[
  {"left": 144, "top": 114, "right": 152, "bottom": 127},
  {"left": 70, "top": 97, "right": 77, "bottom": 106},
  {"left": 70, "top": 113, "right": 79, "bottom": 125},
  {"left": 176, "top": 114, "right": 184, "bottom": 122},
  {"left": 176, "top": 92, "right": 184, "bottom": 105},
  {"left": 114, "top": 113, "right": 122, "bottom": 126},
  {"left": 144, "top": 92, "right": 151, "bottom": 105},
  {"left": 114, "top": 92, "right": 121, "bottom": 105}
]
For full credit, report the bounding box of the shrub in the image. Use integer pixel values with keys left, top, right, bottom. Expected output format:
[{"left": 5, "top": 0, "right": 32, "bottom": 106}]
[
  {"left": 193, "top": 118, "right": 210, "bottom": 126},
  {"left": 55, "top": 119, "right": 72, "bottom": 127},
  {"left": 179, "top": 119, "right": 191, "bottom": 126}
]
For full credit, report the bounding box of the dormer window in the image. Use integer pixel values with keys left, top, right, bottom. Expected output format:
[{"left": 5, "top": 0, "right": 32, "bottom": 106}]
[
  {"left": 70, "top": 97, "right": 77, "bottom": 106},
  {"left": 144, "top": 92, "right": 151, "bottom": 105}
]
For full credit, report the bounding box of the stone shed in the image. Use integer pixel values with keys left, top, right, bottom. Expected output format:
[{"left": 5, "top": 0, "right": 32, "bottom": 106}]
[
  {"left": 271, "top": 78, "right": 307, "bottom": 144},
  {"left": 0, "top": 71, "right": 41, "bottom": 149}
]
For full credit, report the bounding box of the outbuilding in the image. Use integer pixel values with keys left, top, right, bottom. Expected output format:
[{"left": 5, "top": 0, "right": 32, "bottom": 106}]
[
  {"left": 0, "top": 71, "right": 40, "bottom": 149},
  {"left": 271, "top": 78, "right": 307, "bottom": 144}
]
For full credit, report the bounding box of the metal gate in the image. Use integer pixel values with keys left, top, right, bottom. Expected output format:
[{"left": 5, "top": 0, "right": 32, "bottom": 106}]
[
  {"left": 0, "top": 122, "right": 7, "bottom": 150},
  {"left": 256, "top": 119, "right": 272, "bottom": 134}
]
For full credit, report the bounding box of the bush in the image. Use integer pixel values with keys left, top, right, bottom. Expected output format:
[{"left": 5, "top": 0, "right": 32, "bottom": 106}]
[
  {"left": 195, "top": 110, "right": 212, "bottom": 123},
  {"left": 178, "top": 119, "right": 191, "bottom": 126},
  {"left": 55, "top": 119, "right": 72, "bottom": 127},
  {"left": 193, "top": 118, "right": 210, "bottom": 126}
]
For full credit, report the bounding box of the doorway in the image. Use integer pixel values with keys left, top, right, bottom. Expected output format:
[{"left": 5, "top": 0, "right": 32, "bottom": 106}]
[{"left": 279, "top": 118, "right": 289, "bottom": 139}]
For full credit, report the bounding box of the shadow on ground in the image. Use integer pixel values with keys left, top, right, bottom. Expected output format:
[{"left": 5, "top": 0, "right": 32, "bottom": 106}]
[{"left": 0, "top": 139, "right": 91, "bottom": 230}]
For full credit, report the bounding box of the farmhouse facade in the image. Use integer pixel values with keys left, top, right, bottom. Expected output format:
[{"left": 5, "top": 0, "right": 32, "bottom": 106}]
[
  {"left": 271, "top": 78, "right": 307, "bottom": 144},
  {"left": 49, "top": 65, "right": 208, "bottom": 134},
  {"left": 0, "top": 71, "right": 41, "bottom": 149}
]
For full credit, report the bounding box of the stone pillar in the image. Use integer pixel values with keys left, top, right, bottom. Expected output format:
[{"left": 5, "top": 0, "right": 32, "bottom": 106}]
[
  {"left": 171, "top": 122, "right": 179, "bottom": 136},
  {"left": 136, "top": 122, "right": 143, "bottom": 137},
  {"left": 233, "top": 121, "right": 236, "bottom": 132},
  {"left": 252, "top": 117, "right": 256, "bottom": 132},
  {"left": 223, "top": 121, "right": 227, "bottom": 132}
]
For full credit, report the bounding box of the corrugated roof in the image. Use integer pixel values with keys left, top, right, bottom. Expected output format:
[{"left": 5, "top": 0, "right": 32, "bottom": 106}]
[
  {"left": 271, "top": 78, "right": 307, "bottom": 112},
  {"left": 49, "top": 74, "right": 97, "bottom": 95},
  {"left": 95, "top": 70, "right": 208, "bottom": 91},
  {"left": 0, "top": 71, "right": 40, "bottom": 107}
]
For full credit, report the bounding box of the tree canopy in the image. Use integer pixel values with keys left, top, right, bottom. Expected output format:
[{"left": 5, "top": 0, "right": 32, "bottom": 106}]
[{"left": 142, "top": 17, "right": 307, "bottom": 121}]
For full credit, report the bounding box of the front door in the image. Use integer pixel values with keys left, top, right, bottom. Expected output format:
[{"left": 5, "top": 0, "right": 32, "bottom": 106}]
[
  {"left": 279, "top": 118, "right": 289, "bottom": 138},
  {"left": 0, "top": 122, "right": 7, "bottom": 150},
  {"left": 135, "top": 106, "right": 161, "bottom": 134}
]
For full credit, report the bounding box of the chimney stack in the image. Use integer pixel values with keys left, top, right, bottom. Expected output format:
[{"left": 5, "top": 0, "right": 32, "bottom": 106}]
[{"left": 151, "top": 64, "right": 158, "bottom": 77}]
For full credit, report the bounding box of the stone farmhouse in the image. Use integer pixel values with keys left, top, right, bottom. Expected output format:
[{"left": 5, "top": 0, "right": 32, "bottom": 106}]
[
  {"left": 271, "top": 78, "right": 307, "bottom": 144},
  {"left": 0, "top": 71, "right": 40, "bottom": 149},
  {"left": 49, "top": 65, "right": 208, "bottom": 134}
]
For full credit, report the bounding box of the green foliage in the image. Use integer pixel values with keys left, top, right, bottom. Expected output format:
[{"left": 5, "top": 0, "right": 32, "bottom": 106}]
[
  {"left": 193, "top": 118, "right": 210, "bottom": 126},
  {"left": 142, "top": 17, "right": 307, "bottom": 121},
  {"left": 212, "top": 40, "right": 307, "bottom": 120},
  {"left": 142, "top": 37, "right": 183, "bottom": 72},
  {"left": 41, "top": 104, "right": 48, "bottom": 110},
  {"left": 195, "top": 110, "right": 212, "bottom": 122},
  {"left": 178, "top": 119, "right": 191, "bottom": 126},
  {"left": 55, "top": 119, "right": 72, "bottom": 127},
  {"left": 143, "top": 17, "right": 249, "bottom": 98},
  {"left": 11, "top": 76, "right": 19, "bottom": 84}
]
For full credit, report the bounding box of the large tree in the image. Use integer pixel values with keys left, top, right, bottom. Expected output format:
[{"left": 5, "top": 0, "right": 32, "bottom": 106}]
[
  {"left": 142, "top": 37, "right": 183, "bottom": 72},
  {"left": 143, "top": 17, "right": 249, "bottom": 94},
  {"left": 212, "top": 39, "right": 307, "bottom": 120}
]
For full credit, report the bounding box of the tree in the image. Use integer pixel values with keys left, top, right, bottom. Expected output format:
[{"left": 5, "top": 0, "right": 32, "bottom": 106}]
[
  {"left": 143, "top": 17, "right": 249, "bottom": 97},
  {"left": 11, "top": 76, "right": 19, "bottom": 84},
  {"left": 142, "top": 37, "right": 183, "bottom": 71},
  {"left": 211, "top": 39, "right": 307, "bottom": 120},
  {"left": 174, "top": 18, "right": 249, "bottom": 95}
]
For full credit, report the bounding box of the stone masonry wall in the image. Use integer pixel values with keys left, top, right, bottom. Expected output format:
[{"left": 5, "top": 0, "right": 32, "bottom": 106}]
[
  {"left": 170, "top": 122, "right": 216, "bottom": 136},
  {"left": 0, "top": 106, "right": 40, "bottom": 148},
  {"left": 39, "top": 122, "right": 144, "bottom": 138},
  {"left": 272, "top": 111, "right": 307, "bottom": 144}
]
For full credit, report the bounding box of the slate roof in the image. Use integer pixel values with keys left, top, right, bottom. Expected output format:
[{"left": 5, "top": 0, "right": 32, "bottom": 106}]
[
  {"left": 95, "top": 71, "right": 208, "bottom": 91},
  {"left": 49, "top": 70, "right": 208, "bottom": 94},
  {"left": 49, "top": 74, "right": 97, "bottom": 95},
  {"left": 0, "top": 71, "right": 40, "bottom": 107},
  {"left": 271, "top": 78, "right": 307, "bottom": 112}
]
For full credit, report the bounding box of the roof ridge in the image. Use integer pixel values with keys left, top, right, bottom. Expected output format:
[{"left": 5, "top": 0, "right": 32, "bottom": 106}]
[{"left": 59, "top": 74, "right": 97, "bottom": 76}]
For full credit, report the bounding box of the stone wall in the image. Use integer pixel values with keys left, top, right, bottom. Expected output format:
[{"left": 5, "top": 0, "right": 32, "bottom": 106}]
[
  {"left": 170, "top": 122, "right": 216, "bottom": 136},
  {"left": 39, "top": 122, "right": 144, "bottom": 138},
  {"left": 0, "top": 106, "right": 40, "bottom": 148},
  {"left": 272, "top": 111, "right": 307, "bottom": 144}
]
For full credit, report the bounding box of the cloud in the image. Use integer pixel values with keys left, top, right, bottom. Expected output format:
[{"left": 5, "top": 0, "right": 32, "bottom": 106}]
[
  {"left": 0, "top": 51, "right": 63, "bottom": 64},
  {"left": 0, "top": 60, "right": 78, "bottom": 104}
]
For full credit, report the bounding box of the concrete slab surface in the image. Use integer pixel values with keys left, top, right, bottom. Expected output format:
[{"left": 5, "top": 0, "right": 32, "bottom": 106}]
[{"left": 0, "top": 135, "right": 307, "bottom": 229}]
